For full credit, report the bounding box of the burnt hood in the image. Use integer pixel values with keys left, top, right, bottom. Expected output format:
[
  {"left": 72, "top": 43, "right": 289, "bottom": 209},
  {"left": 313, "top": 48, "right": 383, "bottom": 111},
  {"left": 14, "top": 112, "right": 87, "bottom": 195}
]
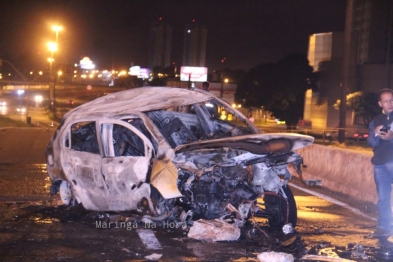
[{"left": 175, "top": 133, "right": 314, "bottom": 155}]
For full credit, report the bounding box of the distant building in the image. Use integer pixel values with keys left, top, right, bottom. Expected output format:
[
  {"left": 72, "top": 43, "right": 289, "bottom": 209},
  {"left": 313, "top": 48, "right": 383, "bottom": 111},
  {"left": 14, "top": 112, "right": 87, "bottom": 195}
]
[
  {"left": 182, "top": 24, "right": 208, "bottom": 67},
  {"left": 352, "top": 0, "right": 393, "bottom": 64},
  {"left": 148, "top": 22, "right": 173, "bottom": 69},
  {"left": 304, "top": 32, "right": 347, "bottom": 129},
  {"left": 304, "top": 0, "right": 393, "bottom": 129},
  {"left": 308, "top": 32, "right": 333, "bottom": 72}
]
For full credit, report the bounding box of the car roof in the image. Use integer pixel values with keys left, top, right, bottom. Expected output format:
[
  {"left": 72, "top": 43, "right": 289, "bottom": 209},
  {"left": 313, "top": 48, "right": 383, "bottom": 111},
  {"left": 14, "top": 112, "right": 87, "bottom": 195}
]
[{"left": 64, "top": 86, "right": 214, "bottom": 118}]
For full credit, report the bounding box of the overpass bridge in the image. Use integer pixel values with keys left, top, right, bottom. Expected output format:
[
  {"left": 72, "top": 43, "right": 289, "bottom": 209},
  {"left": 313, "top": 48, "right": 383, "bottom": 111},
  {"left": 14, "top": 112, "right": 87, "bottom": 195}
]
[{"left": 0, "top": 79, "right": 49, "bottom": 91}]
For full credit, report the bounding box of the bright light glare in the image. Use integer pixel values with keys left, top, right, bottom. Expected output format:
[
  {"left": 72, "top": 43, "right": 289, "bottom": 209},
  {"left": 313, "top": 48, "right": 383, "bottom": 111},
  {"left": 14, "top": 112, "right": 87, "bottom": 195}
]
[
  {"left": 17, "top": 90, "right": 25, "bottom": 95},
  {"left": 118, "top": 71, "right": 127, "bottom": 76},
  {"left": 17, "top": 107, "right": 26, "bottom": 113},
  {"left": 47, "top": 42, "right": 58, "bottom": 52},
  {"left": 35, "top": 95, "right": 43, "bottom": 103},
  {"left": 0, "top": 103, "right": 7, "bottom": 115},
  {"left": 52, "top": 25, "right": 63, "bottom": 32}
]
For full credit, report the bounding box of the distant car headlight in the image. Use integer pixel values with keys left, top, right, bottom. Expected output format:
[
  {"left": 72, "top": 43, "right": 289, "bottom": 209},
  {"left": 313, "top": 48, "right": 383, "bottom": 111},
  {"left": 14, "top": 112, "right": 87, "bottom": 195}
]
[
  {"left": 0, "top": 101, "right": 6, "bottom": 106},
  {"left": 17, "top": 107, "right": 26, "bottom": 113},
  {"left": 35, "top": 95, "right": 43, "bottom": 103}
]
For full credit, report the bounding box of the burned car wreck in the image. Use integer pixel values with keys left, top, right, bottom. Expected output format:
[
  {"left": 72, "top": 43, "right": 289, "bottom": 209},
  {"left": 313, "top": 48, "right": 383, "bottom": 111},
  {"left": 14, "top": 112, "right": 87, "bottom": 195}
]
[{"left": 45, "top": 87, "right": 313, "bottom": 230}]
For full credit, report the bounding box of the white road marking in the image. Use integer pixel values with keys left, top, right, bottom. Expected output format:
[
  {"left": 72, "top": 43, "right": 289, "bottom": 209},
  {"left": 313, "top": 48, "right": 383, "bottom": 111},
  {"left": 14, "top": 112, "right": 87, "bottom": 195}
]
[
  {"left": 289, "top": 183, "right": 376, "bottom": 221},
  {"left": 137, "top": 229, "right": 162, "bottom": 250}
]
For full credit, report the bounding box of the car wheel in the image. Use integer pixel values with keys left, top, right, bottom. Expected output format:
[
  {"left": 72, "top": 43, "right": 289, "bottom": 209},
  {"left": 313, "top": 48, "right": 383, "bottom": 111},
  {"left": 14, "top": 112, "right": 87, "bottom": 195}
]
[
  {"left": 264, "top": 185, "right": 297, "bottom": 229},
  {"left": 59, "top": 180, "right": 75, "bottom": 206}
]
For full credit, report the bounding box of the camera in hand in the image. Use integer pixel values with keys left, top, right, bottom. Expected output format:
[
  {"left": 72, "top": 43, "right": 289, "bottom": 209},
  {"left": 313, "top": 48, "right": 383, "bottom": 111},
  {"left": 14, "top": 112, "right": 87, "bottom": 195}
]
[{"left": 380, "top": 125, "right": 390, "bottom": 133}]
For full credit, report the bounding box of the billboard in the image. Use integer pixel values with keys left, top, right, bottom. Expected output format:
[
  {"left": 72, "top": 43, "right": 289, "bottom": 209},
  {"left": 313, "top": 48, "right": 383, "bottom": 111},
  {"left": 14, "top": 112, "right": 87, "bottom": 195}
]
[
  {"left": 180, "top": 66, "right": 208, "bottom": 82},
  {"left": 139, "top": 68, "right": 150, "bottom": 79},
  {"left": 129, "top": 66, "right": 141, "bottom": 76},
  {"left": 80, "top": 57, "right": 95, "bottom": 69},
  {"left": 129, "top": 66, "right": 150, "bottom": 79}
]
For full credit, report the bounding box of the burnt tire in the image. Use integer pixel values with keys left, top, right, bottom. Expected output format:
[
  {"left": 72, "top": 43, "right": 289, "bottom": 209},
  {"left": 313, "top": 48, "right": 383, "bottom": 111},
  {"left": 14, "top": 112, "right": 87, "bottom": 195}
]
[{"left": 264, "top": 185, "right": 297, "bottom": 229}]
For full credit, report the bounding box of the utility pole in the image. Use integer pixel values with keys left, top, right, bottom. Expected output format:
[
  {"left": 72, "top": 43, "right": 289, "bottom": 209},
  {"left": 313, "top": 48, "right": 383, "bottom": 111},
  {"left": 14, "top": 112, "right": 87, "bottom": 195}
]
[
  {"left": 220, "top": 57, "right": 226, "bottom": 98},
  {"left": 220, "top": 70, "right": 224, "bottom": 98},
  {"left": 338, "top": 0, "right": 353, "bottom": 143}
]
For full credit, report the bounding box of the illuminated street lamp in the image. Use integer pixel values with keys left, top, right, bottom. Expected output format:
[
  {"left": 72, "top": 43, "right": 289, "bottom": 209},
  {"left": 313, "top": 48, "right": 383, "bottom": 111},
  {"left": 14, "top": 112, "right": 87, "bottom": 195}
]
[
  {"left": 47, "top": 57, "right": 54, "bottom": 72},
  {"left": 52, "top": 25, "right": 63, "bottom": 42},
  {"left": 47, "top": 42, "right": 58, "bottom": 58}
]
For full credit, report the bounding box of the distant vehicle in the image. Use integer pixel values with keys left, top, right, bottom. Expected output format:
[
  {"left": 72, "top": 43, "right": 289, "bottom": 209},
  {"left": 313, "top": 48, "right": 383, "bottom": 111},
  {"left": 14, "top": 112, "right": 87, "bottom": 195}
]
[
  {"left": 16, "top": 106, "right": 26, "bottom": 113},
  {"left": 326, "top": 129, "right": 369, "bottom": 141},
  {"left": 67, "top": 100, "right": 74, "bottom": 105},
  {"left": 45, "top": 87, "right": 314, "bottom": 229}
]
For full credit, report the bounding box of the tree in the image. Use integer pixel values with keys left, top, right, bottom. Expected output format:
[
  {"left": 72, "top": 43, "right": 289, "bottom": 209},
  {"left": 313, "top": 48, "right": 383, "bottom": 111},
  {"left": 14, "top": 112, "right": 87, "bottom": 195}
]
[
  {"left": 235, "top": 54, "right": 317, "bottom": 128},
  {"left": 335, "top": 91, "right": 380, "bottom": 127}
]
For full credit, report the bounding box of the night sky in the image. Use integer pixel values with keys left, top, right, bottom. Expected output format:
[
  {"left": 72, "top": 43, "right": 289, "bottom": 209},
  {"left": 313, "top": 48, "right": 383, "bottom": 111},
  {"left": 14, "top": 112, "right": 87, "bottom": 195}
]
[{"left": 0, "top": 0, "right": 346, "bottom": 71}]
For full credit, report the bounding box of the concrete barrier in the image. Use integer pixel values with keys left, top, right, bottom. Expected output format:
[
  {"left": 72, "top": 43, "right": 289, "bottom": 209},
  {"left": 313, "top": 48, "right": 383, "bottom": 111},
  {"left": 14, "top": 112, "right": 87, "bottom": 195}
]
[{"left": 295, "top": 144, "right": 377, "bottom": 203}]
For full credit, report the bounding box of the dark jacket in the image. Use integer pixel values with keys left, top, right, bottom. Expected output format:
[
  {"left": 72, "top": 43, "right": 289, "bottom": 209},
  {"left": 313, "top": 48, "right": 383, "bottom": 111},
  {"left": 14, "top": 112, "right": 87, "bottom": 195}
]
[{"left": 368, "top": 111, "right": 393, "bottom": 165}]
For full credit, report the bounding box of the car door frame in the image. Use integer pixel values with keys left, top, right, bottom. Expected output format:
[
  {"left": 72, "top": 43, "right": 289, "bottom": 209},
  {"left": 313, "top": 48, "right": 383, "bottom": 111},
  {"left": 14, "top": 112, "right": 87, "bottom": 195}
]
[
  {"left": 98, "top": 118, "right": 155, "bottom": 211},
  {"left": 60, "top": 119, "right": 108, "bottom": 211}
]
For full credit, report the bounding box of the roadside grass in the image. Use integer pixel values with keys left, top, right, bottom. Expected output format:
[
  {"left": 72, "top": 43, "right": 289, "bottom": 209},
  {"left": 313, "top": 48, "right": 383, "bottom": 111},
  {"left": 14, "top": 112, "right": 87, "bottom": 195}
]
[{"left": 0, "top": 115, "right": 30, "bottom": 128}]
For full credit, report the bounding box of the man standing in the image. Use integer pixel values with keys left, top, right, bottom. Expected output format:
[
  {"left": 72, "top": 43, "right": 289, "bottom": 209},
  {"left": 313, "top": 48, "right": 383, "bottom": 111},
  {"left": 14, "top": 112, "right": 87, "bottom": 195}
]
[{"left": 368, "top": 88, "right": 393, "bottom": 237}]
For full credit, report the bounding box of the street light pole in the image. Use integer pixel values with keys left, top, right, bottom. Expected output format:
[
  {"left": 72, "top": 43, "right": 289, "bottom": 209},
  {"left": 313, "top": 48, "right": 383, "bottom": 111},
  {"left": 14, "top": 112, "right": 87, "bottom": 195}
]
[
  {"left": 220, "top": 57, "right": 226, "bottom": 98},
  {"left": 220, "top": 70, "right": 224, "bottom": 98},
  {"left": 52, "top": 25, "right": 63, "bottom": 43},
  {"left": 49, "top": 25, "right": 62, "bottom": 115},
  {"left": 47, "top": 42, "right": 58, "bottom": 112},
  {"left": 338, "top": 0, "right": 353, "bottom": 143}
]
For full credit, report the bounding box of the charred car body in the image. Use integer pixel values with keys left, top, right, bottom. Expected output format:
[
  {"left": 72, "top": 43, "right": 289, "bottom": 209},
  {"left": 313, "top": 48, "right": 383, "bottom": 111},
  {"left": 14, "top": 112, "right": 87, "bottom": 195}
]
[{"left": 45, "top": 87, "right": 313, "bottom": 229}]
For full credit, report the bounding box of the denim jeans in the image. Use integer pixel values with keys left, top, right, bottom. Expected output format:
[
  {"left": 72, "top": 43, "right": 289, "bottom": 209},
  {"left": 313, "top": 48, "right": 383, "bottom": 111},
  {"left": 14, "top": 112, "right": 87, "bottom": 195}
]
[{"left": 374, "top": 162, "right": 393, "bottom": 231}]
